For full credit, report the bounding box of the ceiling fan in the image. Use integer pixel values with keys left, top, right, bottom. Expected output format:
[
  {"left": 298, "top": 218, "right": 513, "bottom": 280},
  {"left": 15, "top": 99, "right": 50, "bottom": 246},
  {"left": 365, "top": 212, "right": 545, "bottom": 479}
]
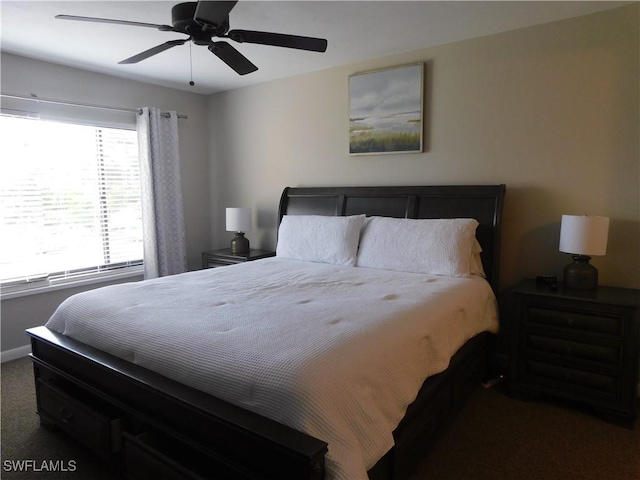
[{"left": 55, "top": 1, "right": 328, "bottom": 76}]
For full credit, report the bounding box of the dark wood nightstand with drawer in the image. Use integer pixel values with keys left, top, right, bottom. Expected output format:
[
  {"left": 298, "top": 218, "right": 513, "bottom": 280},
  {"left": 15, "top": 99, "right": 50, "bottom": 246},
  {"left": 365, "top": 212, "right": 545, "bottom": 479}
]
[
  {"left": 508, "top": 279, "right": 639, "bottom": 427},
  {"left": 202, "top": 248, "right": 275, "bottom": 269}
]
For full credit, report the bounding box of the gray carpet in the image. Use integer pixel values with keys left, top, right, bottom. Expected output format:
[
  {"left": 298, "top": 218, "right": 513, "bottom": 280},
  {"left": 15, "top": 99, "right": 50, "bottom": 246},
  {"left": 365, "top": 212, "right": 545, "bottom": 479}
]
[
  {"left": 2, "top": 356, "right": 639, "bottom": 479},
  {"left": 412, "top": 381, "right": 640, "bottom": 480},
  {"left": 1, "top": 357, "right": 119, "bottom": 480}
]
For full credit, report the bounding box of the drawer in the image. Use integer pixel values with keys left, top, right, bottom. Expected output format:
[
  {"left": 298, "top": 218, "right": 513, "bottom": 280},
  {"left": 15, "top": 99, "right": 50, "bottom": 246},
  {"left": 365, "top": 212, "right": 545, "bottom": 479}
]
[
  {"left": 205, "top": 259, "right": 239, "bottom": 268},
  {"left": 526, "top": 307, "right": 621, "bottom": 335},
  {"left": 526, "top": 334, "right": 620, "bottom": 366},
  {"left": 123, "top": 432, "right": 206, "bottom": 480},
  {"left": 452, "top": 354, "right": 486, "bottom": 411},
  {"left": 124, "top": 431, "right": 259, "bottom": 480},
  {"left": 37, "top": 380, "right": 122, "bottom": 457},
  {"left": 393, "top": 384, "right": 452, "bottom": 480},
  {"left": 526, "top": 360, "right": 619, "bottom": 395}
]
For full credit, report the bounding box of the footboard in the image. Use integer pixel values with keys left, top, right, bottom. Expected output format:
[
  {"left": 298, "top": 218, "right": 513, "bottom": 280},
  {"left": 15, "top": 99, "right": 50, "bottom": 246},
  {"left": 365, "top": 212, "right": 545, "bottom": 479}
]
[{"left": 26, "top": 326, "right": 328, "bottom": 480}]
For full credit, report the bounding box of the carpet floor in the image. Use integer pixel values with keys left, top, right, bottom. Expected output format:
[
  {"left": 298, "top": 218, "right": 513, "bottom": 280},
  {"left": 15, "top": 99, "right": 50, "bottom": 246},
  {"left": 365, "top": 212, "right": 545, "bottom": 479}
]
[{"left": 2, "top": 356, "right": 638, "bottom": 479}]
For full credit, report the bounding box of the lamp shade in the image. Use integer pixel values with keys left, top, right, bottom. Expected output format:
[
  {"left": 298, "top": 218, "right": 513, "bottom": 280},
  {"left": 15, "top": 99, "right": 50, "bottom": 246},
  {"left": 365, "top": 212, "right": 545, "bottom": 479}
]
[
  {"left": 226, "top": 208, "right": 252, "bottom": 233},
  {"left": 559, "top": 215, "right": 609, "bottom": 256}
]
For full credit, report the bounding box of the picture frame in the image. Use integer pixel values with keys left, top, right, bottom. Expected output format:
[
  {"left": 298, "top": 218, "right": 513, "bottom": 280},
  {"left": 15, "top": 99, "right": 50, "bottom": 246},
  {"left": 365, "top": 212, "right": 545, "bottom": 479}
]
[{"left": 349, "top": 63, "right": 423, "bottom": 155}]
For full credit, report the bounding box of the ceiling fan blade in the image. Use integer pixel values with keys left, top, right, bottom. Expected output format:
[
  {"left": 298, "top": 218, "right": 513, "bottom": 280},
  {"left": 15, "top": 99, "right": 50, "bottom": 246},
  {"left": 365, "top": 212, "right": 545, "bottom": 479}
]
[
  {"left": 55, "top": 14, "right": 174, "bottom": 32},
  {"left": 208, "top": 41, "right": 257, "bottom": 75},
  {"left": 119, "top": 39, "right": 188, "bottom": 65},
  {"left": 228, "top": 30, "right": 327, "bottom": 53},
  {"left": 194, "top": 1, "right": 237, "bottom": 29}
]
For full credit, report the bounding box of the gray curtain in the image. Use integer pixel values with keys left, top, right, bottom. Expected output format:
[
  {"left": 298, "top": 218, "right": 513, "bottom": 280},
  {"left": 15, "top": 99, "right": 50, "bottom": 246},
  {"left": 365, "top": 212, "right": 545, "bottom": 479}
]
[{"left": 137, "top": 107, "right": 187, "bottom": 279}]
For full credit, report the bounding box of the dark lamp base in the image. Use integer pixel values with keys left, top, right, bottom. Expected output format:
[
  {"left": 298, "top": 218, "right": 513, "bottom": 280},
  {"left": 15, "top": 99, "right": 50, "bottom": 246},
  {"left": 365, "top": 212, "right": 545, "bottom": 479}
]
[
  {"left": 230, "top": 232, "right": 250, "bottom": 255},
  {"left": 564, "top": 255, "right": 598, "bottom": 290}
]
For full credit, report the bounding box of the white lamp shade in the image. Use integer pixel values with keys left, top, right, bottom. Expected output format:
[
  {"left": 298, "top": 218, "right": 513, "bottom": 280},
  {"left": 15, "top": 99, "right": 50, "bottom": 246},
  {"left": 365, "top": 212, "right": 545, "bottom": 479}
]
[
  {"left": 559, "top": 215, "right": 609, "bottom": 256},
  {"left": 226, "top": 208, "right": 252, "bottom": 233}
]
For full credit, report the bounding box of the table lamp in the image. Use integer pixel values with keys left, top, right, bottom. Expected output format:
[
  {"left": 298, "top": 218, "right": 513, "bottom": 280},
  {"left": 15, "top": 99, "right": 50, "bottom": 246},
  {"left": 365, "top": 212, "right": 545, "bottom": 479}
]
[
  {"left": 559, "top": 214, "right": 609, "bottom": 290},
  {"left": 226, "top": 207, "right": 251, "bottom": 254}
]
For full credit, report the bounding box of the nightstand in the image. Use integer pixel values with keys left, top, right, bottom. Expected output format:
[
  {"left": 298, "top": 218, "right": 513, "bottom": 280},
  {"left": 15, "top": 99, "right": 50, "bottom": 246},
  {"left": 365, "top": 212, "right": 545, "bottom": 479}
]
[
  {"left": 508, "top": 279, "right": 639, "bottom": 427},
  {"left": 202, "top": 248, "right": 275, "bottom": 269}
]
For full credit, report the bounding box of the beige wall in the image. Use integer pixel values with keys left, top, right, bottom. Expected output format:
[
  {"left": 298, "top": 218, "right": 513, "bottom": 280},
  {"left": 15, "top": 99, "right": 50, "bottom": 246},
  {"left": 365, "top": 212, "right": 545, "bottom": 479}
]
[
  {"left": 207, "top": 5, "right": 639, "bottom": 290},
  {"left": 0, "top": 53, "right": 211, "bottom": 353}
]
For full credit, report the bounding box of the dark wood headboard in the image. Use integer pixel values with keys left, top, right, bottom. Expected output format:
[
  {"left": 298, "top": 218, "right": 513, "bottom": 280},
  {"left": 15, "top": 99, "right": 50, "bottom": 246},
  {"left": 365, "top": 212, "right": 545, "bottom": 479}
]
[{"left": 278, "top": 185, "right": 506, "bottom": 293}]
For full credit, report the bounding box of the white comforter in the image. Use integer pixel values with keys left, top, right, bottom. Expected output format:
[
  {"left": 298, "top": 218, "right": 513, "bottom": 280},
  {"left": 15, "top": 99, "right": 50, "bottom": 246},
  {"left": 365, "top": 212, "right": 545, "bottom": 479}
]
[{"left": 46, "top": 257, "right": 499, "bottom": 479}]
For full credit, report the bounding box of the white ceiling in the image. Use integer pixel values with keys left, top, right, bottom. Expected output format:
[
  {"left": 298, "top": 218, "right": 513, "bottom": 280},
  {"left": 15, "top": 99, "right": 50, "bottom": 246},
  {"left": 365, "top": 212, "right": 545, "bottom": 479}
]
[{"left": 1, "top": 1, "right": 631, "bottom": 95}]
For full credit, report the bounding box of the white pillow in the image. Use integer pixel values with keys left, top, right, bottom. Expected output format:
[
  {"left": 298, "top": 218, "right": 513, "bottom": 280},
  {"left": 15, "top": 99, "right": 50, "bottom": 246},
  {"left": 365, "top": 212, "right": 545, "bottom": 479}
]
[
  {"left": 276, "top": 214, "right": 366, "bottom": 266},
  {"left": 356, "top": 217, "right": 480, "bottom": 277},
  {"left": 470, "top": 238, "right": 487, "bottom": 278}
]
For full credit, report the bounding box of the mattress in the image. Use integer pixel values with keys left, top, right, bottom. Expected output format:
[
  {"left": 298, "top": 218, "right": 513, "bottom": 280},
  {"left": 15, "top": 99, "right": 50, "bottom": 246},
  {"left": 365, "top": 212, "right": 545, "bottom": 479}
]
[{"left": 46, "top": 257, "right": 499, "bottom": 480}]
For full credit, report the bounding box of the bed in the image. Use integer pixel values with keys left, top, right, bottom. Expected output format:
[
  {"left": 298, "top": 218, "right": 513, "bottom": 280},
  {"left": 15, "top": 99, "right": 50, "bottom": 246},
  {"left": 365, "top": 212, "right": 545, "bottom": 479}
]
[{"left": 26, "top": 184, "right": 506, "bottom": 480}]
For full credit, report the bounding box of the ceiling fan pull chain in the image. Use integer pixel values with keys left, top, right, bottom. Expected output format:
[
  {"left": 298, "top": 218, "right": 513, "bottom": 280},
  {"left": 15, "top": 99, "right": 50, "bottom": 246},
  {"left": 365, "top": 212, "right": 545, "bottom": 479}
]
[{"left": 189, "top": 42, "right": 195, "bottom": 87}]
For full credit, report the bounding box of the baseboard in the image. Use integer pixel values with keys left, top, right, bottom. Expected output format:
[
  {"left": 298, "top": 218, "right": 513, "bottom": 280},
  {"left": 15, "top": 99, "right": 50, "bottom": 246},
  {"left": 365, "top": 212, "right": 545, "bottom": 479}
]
[{"left": 1, "top": 344, "right": 31, "bottom": 363}]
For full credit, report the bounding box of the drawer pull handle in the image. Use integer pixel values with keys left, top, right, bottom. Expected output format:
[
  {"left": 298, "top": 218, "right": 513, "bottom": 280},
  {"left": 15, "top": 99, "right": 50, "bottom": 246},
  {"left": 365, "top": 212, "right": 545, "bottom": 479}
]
[{"left": 59, "top": 408, "right": 74, "bottom": 424}]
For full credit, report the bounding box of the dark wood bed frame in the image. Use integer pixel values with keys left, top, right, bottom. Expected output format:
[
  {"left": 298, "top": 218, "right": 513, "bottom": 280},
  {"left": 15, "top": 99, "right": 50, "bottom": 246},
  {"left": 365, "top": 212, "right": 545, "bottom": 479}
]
[{"left": 26, "top": 184, "right": 506, "bottom": 480}]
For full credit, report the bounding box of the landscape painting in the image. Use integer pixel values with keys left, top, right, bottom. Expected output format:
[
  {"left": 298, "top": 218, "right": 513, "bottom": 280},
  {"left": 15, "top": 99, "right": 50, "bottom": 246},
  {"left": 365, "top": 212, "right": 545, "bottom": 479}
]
[{"left": 349, "top": 63, "right": 423, "bottom": 155}]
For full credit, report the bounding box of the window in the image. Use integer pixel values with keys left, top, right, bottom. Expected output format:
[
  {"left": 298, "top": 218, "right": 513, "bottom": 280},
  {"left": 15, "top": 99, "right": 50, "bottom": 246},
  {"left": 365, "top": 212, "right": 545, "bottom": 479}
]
[{"left": 0, "top": 115, "right": 143, "bottom": 290}]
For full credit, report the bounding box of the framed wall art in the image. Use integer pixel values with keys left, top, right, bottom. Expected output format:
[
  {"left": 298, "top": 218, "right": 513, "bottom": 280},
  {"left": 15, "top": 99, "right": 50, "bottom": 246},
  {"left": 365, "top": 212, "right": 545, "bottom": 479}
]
[{"left": 349, "top": 63, "right": 423, "bottom": 155}]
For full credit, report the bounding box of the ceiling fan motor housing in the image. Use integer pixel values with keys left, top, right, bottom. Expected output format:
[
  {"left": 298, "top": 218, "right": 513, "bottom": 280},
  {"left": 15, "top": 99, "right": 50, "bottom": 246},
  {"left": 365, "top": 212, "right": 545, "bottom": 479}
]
[{"left": 173, "top": 2, "right": 229, "bottom": 43}]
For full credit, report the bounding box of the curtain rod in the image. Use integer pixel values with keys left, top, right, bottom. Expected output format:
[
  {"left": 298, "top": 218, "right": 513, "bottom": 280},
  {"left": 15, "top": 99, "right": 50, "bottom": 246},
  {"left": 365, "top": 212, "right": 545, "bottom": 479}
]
[{"left": 0, "top": 92, "right": 188, "bottom": 120}]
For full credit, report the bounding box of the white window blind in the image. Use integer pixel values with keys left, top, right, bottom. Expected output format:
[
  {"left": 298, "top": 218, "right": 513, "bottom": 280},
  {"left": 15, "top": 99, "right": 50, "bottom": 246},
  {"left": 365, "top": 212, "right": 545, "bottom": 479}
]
[{"left": 0, "top": 115, "right": 143, "bottom": 287}]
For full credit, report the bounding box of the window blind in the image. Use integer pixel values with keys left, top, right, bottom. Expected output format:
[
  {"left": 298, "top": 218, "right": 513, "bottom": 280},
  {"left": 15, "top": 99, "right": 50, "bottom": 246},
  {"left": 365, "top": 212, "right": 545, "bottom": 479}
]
[{"left": 0, "top": 115, "right": 142, "bottom": 286}]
